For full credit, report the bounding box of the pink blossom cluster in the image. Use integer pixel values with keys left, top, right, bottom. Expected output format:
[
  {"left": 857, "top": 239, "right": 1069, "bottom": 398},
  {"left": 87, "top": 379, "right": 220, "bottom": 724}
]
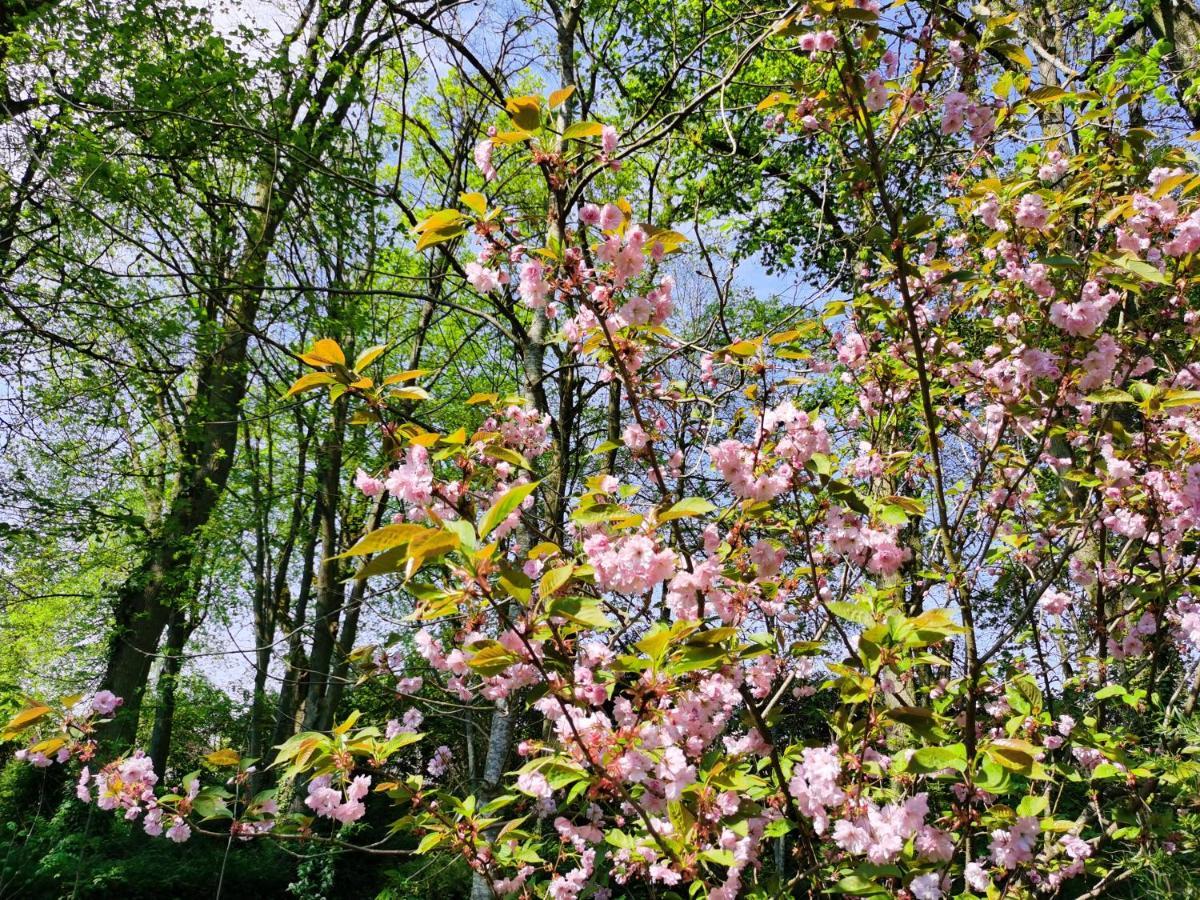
[
  {"left": 583, "top": 532, "right": 676, "bottom": 595},
  {"left": 305, "top": 773, "right": 371, "bottom": 823}
]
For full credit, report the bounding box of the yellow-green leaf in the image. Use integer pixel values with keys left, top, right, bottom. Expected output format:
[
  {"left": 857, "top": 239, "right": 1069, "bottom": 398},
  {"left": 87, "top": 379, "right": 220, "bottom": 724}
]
[
  {"left": 354, "top": 344, "right": 388, "bottom": 372},
  {"left": 505, "top": 95, "right": 542, "bottom": 131},
  {"left": 382, "top": 369, "right": 429, "bottom": 385},
  {"left": 480, "top": 481, "right": 540, "bottom": 539},
  {"left": 413, "top": 208, "right": 467, "bottom": 234},
  {"left": 756, "top": 91, "right": 791, "bottom": 111},
  {"left": 1027, "top": 85, "right": 1072, "bottom": 104},
  {"left": 562, "top": 120, "right": 604, "bottom": 140},
  {"left": 460, "top": 192, "right": 487, "bottom": 216},
  {"left": 298, "top": 338, "right": 346, "bottom": 368},
  {"left": 726, "top": 339, "right": 761, "bottom": 357},
  {"left": 491, "top": 130, "right": 533, "bottom": 145},
  {"left": 337, "top": 524, "right": 432, "bottom": 558},
  {"left": 659, "top": 497, "right": 716, "bottom": 523},
  {"left": 285, "top": 372, "right": 338, "bottom": 397},
  {"left": 405, "top": 530, "right": 461, "bottom": 579},
  {"left": 205, "top": 748, "right": 241, "bottom": 767},
  {"left": 3, "top": 704, "right": 51, "bottom": 737},
  {"left": 549, "top": 85, "right": 576, "bottom": 109},
  {"left": 539, "top": 564, "right": 575, "bottom": 598}
]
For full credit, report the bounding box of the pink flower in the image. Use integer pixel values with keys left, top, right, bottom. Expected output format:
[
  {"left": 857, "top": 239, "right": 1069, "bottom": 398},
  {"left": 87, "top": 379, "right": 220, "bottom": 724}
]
[
  {"left": 474, "top": 139, "right": 496, "bottom": 181},
  {"left": 428, "top": 745, "right": 453, "bottom": 777},
  {"left": 622, "top": 422, "right": 649, "bottom": 451},
  {"left": 910, "top": 873, "right": 942, "bottom": 900},
  {"left": 1014, "top": 193, "right": 1049, "bottom": 230},
  {"left": 813, "top": 30, "right": 837, "bottom": 51},
  {"left": 941, "top": 91, "right": 968, "bottom": 134},
  {"left": 143, "top": 806, "right": 163, "bottom": 836},
  {"left": 1039, "top": 589, "right": 1070, "bottom": 617},
  {"left": 91, "top": 690, "right": 123, "bottom": 715},
  {"left": 1061, "top": 834, "right": 1092, "bottom": 860},
  {"left": 837, "top": 329, "right": 868, "bottom": 368},
  {"left": 385, "top": 445, "right": 433, "bottom": 506},
  {"left": 465, "top": 261, "right": 502, "bottom": 293},
  {"left": 965, "top": 861, "right": 990, "bottom": 891},
  {"left": 648, "top": 863, "right": 681, "bottom": 885},
  {"left": 989, "top": 816, "right": 1039, "bottom": 869},
  {"left": 974, "top": 193, "right": 1006, "bottom": 231},
  {"left": 708, "top": 439, "right": 791, "bottom": 501},
  {"left": 579, "top": 203, "right": 601, "bottom": 226},
  {"left": 1049, "top": 279, "right": 1119, "bottom": 336},
  {"left": 601, "top": 125, "right": 618, "bottom": 155},
  {"left": 354, "top": 468, "right": 385, "bottom": 497},
  {"left": 750, "top": 540, "right": 785, "bottom": 579},
  {"left": 599, "top": 202, "right": 623, "bottom": 231},
  {"left": 166, "top": 817, "right": 191, "bottom": 843},
  {"left": 517, "top": 770, "right": 552, "bottom": 799},
  {"left": 331, "top": 798, "right": 365, "bottom": 823},
  {"left": 864, "top": 71, "right": 888, "bottom": 111},
  {"left": 76, "top": 767, "right": 91, "bottom": 802},
  {"left": 517, "top": 260, "right": 552, "bottom": 309},
  {"left": 305, "top": 775, "right": 342, "bottom": 817}
]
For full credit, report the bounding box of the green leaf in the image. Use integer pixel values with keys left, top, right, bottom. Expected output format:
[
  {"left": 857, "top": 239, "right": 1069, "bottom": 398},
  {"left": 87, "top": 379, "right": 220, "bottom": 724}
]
[
  {"left": 831, "top": 875, "right": 887, "bottom": 896},
  {"left": 1084, "top": 388, "right": 1134, "bottom": 404},
  {"left": 635, "top": 625, "right": 674, "bottom": 664},
  {"left": 985, "top": 737, "right": 1039, "bottom": 773},
  {"left": 467, "top": 642, "right": 520, "bottom": 676},
  {"left": 285, "top": 372, "right": 338, "bottom": 397},
  {"left": 1112, "top": 254, "right": 1172, "bottom": 285},
  {"left": 539, "top": 564, "right": 574, "bottom": 598},
  {"left": 1017, "top": 794, "right": 1048, "bottom": 817},
  {"left": 562, "top": 120, "right": 604, "bottom": 140},
  {"left": 547, "top": 596, "right": 614, "bottom": 629},
  {"left": 659, "top": 497, "right": 715, "bottom": 523},
  {"left": 479, "top": 481, "right": 540, "bottom": 539},
  {"left": 1162, "top": 389, "right": 1200, "bottom": 409},
  {"left": 415, "top": 831, "right": 447, "bottom": 854},
  {"left": 906, "top": 744, "right": 967, "bottom": 773},
  {"left": 826, "top": 601, "right": 874, "bottom": 626},
  {"left": 336, "top": 524, "right": 431, "bottom": 558},
  {"left": 353, "top": 344, "right": 388, "bottom": 372}
]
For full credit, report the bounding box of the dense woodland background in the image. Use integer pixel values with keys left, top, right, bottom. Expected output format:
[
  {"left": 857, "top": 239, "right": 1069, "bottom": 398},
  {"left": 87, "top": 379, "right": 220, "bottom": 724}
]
[{"left": 3, "top": 0, "right": 1200, "bottom": 897}]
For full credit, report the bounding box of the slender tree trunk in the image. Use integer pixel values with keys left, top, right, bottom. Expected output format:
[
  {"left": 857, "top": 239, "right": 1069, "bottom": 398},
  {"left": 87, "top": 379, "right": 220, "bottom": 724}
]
[
  {"left": 469, "top": 696, "right": 515, "bottom": 900},
  {"left": 300, "top": 401, "right": 348, "bottom": 731},
  {"left": 270, "top": 500, "right": 322, "bottom": 754},
  {"left": 317, "top": 494, "right": 388, "bottom": 730},
  {"left": 147, "top": 607, "right": 198, "bottom": 777}
]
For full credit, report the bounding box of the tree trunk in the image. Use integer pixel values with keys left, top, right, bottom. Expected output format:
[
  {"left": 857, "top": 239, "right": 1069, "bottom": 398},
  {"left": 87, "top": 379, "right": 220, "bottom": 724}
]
[
  {"left": 299, "top": 401, "right": 348, "bottom": 731},
  {"left": 99, "top": 260, "right": 267, "bottom": 750},
  {"left": 1147, "top": 0, "right": 1200, "bottom": 129},
  {"left": 147, "top": 607, "right": 198, "bottom": 777},
  {"left": 269, "top": 498, "right": 322, "bottom": 755},
  {"left": 469, "top": 696, "right": 515, "bottom": 900}
]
